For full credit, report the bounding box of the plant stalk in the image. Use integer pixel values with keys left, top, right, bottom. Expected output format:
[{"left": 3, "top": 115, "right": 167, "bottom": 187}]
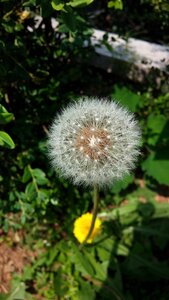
[{"left": 79, "top": 185, "right": 99, "bottom": 249}]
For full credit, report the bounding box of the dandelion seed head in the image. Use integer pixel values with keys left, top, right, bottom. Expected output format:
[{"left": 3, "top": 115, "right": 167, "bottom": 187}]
[{"left": 48, "top": 98, "right": 141, "bottom": 187}]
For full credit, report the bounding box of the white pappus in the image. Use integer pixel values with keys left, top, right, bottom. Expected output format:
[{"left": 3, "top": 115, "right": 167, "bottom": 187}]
[{"left": 48, "top": 98, "right": 141, "bottom": 188}]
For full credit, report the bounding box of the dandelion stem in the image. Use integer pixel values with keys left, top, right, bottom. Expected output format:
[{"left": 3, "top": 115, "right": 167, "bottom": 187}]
[{"left": 79, "top": 185, "right": 99, "bottom": 249}]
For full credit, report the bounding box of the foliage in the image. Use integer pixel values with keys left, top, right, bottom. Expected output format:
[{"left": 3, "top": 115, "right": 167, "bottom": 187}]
[
  {"left": 2, "top": 194, "right": 169, "bottom": 300},
  {"left": 0, "top": 105, "right": 15, "bottom": 149},
  {"left": 107, "top": 0, "right": 123, "bottom": 10},
  {"left": 93, "top": 0, "right": 169, "bottom": 43},
  {"left": 111, "top": 86, "right": 169, "bottom": 186},
  {"left": 141, "top": 0, "right": 169, "bottom": 12},
  {"left": 0, "top": 0, "right": 169, "bottom": 299}
]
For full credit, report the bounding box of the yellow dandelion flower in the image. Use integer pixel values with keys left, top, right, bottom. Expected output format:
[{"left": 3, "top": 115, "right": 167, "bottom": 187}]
[
  {"left": 73, "top": 212, "right": 101, "bottom": 244},
  {"left": 18, "top": 10, "right": 31, "bottom": 22}
]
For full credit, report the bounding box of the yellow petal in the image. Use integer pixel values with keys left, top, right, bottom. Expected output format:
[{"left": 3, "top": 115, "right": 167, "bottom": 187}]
[{"left": 73, "top": 212, "right": 101, "bottom": 244}]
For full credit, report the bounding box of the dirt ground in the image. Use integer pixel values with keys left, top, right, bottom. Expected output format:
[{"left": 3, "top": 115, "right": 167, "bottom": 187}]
[{"left": 0, "top": 229, "right": 36, "bottom": 294}]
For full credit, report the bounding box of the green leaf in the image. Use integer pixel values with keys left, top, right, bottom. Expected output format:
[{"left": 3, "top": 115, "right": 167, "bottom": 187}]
[
  {"left": 6, "top": 281, "right": 25, "bottom": 300},
  {"left": 51, "top": 0, "right": 64, "bottom": 11},
  {"left": 22, "top": 166, "right": 32, "bottom": 183},
  {"left": 67, "top": 0, "right": 94, "bottom": 8},
  {"left": 0, "top": 294, "right": 8, "bottom": 300},
  {"left": 103, "top": 201, "right": 169, "bottom": 223},
  {"left": 147, "top": 114, "right": 167, "bottom": 146},
  {"left": 96, "top": 246, "right": 112, "bottom": 262},
  {"left": 0, "top": 131, "right": 15, "bottom": 149},
  {"left": 130, "top": 254, "right": 169, "bottom": 279},
  {"left": 32, "top": 168, "right": 49, "bottom": 185},
  {"left": 22, "top": 0, "right": 36, "bottom": 6},
  {"left": 98, "top": 237, "right": 129, "bottom": 257},
  {"left": 61, "top": 10, "right": 77, "bottom": 32},
  {"left": 76, "top": 279, "right": 95, "bottom": 300},
  {"left": 113, "top": 265, "right": 123, "bottom": 291},
  {"left": 147, "top": 114, "right": 166, "bottom": 133},
  {"left": 134, "top": 225, "right": 169, "bottom": 238},
  {"left": 40, "top": 0, "right": 53, "bottom": 17},
  {"left": 25, "top": 182, "right": 37, "bottom": 201},
  {"left": 0, "top": 105, "right": 14, "bottom": 124},
  {"left": 23, "top": 266, "right": 34, "bottom": 281},
  {"left": 71, "top": 243, "right": 94, "bottom": 276},
  {"left": 53, "top": 269, "right": 68, "bottom": 296},
  {"left": 84, "top": 250, "right": 108, "bottom": 281},
  {"left": 108, "top": 0, "right": 123, "bottom": 10},
  {"left": 153, "top": 202, "right": 169, "bottom": 219},
  {"left": 142, "top": 153, "right": 169, "bottom": 185},
  {"left": 111, "top": 174, "right": 134, "bottom": 193},
  {"left": 46, "top": 245, "right": 59, "bottom": 266},
  {"left": 2, "top": 22, "right": 14, "bottom": 33},
  {"left": 0, "top": 112, "right": 14, "bottom": 124},
  {"left": 109, "top": 202, "right": 138, "bottom": 218},
  {"left": 112, "top": 85, "right": 140, "bottom": 112}
]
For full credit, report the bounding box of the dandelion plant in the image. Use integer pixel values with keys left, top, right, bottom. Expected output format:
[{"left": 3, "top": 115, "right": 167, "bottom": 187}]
[{"left": 48, "top": 98, "right": 141, "bottom": 245}]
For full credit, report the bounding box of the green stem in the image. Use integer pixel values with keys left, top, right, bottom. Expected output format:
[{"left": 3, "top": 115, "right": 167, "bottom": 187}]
[{"left": 79, "top": 185, "right": 99, "bottom": 249}]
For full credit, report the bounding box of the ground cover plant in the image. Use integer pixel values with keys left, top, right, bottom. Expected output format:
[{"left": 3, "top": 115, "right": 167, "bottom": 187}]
[{"left": 0, "top": 0, "right": 169, "bottom": 299}]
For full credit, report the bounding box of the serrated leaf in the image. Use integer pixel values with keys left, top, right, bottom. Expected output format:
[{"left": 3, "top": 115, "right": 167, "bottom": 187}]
[
  {"left": 0, "top": 131, "right": 15, "bottom": 149},
  {"left": 71, "top": 243, "right": 94, "bottom": 276},
  {"left": 84, "top": 250, "right": 107, "bottom": 281}
]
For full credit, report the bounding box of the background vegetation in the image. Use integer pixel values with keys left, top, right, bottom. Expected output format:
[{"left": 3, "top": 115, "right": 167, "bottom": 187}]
[{"left": 0, "top": 0, "right": 169, "bottom": 299}]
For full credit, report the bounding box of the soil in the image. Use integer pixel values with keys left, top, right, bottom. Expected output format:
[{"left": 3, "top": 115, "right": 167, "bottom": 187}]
[{"left": 0, "top": 229, "right": 36, "bottom": 294}]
